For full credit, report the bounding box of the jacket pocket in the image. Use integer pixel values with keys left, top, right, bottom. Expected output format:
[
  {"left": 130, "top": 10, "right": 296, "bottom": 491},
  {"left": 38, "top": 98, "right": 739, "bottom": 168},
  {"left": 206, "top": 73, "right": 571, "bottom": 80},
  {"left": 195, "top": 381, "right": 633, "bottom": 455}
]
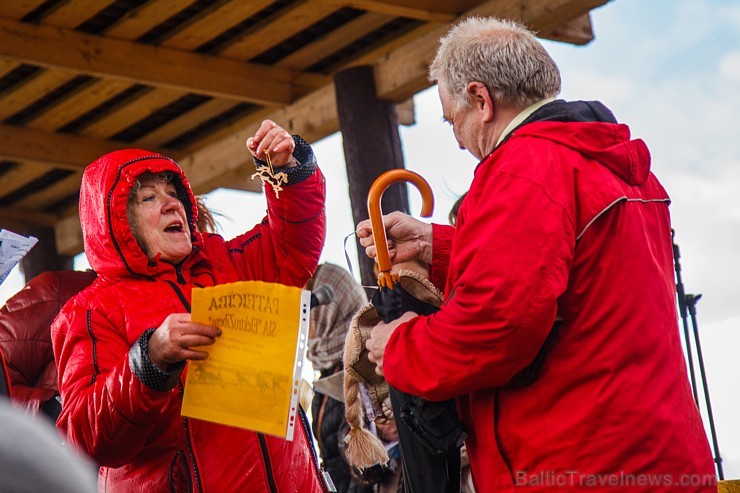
[{"left": 169, "top": 450, "right": 193, "bottom": 493}]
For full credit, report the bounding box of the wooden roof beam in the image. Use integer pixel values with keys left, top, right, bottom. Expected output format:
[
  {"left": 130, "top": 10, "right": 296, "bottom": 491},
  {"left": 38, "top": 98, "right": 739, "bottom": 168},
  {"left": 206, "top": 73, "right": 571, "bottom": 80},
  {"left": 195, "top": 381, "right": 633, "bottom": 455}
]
[
  {"left": 0, "top": 207, "right": 58, "bottom": 231},
  {"left": 539, "top": 13, "right": 594, "bottom": 45},
  {"left": 517, "top": 0, "right": 607, "bottom": 35},
  {"left": 180, "top": 0, "right": 609, "bottom": 190},
  {"left": 0, "top": 123, "right": 180, "bottom": 171},
  {"left": 217, "top": 2, "right": 344, "bottom": 60},
  {"left": 0, "top": 17, "right": 327, "bottom": 106},
  {"left": 340, "top": 0, "right": 478, "bottom": 22},
  {"left": 186, "top": 0, "right": 584, "bottom": 150},
  {"left": 374, "top": 0, "right": 607, "bottom": 100},
  {"left": 49, "top": 0, "right": 609, "bottom": 257},
  {"left": 46, "top": 0, "right": 606, "bottom": 188}
]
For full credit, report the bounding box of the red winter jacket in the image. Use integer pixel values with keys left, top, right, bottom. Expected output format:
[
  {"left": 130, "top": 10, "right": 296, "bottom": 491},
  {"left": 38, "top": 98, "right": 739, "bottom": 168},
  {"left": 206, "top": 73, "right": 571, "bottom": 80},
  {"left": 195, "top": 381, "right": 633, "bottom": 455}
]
[
  {"left": 52, "top": 146, "right": 326, "bottom": 492},
  {"left": 383, "top": 101, "right": 715, "bottom": 492},
  {"left": 0, "top": 270, "right": 95, "bottom": 413}
]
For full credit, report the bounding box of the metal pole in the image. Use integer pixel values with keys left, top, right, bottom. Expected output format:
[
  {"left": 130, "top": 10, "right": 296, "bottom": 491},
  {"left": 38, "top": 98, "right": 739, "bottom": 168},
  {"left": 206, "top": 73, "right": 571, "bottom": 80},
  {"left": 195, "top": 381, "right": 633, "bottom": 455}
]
[
  {"left": 671, "top": 230, "right": 699, "bottom": 403},
  {"left": 686, "top": 294, "right": 724, "bottom": 480}
]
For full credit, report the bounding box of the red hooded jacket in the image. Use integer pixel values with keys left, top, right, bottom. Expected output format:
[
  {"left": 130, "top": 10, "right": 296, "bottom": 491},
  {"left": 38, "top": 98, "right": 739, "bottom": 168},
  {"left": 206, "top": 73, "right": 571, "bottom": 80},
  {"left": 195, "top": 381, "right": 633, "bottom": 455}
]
[
  {"left": 383, "top": 101, "right": 715, "bottom": 492},
  {"left": 52, "top": 146, "right": 326, "bottom": 492}
]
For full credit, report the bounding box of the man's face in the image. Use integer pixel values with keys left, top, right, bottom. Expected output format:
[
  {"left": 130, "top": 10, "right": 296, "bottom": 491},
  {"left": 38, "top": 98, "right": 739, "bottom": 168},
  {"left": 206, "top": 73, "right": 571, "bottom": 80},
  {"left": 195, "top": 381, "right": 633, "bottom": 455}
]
[
  {"left": 439, "top": 84, "right": 483, "bottom": 160},
  {"left": 130, "top": 174, "right": 192, "bottom": 264}
]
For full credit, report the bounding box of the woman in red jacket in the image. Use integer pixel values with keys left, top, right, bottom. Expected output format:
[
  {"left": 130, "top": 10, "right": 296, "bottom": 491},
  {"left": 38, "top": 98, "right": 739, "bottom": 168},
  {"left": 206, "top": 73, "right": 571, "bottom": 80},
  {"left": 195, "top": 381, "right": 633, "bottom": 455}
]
[{"left": 52, "top": 120, "right": 327, "bottom": 492}]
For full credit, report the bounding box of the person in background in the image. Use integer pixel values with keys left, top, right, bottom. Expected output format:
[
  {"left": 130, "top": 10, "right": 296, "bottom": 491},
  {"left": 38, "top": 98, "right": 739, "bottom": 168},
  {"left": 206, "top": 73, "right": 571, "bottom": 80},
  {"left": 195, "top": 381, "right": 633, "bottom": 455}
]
[
  {"left": 0, "top": 270, "right": 96, "bottom": 419},
  {"left": 0, "top": 347, "right": 11, "bottom": 396},
  {"left": 357, "top": 17, "right": 715, "bottom": 492},
  {"left": 0, "top": 398, "right": 97, "bottom": 492},
  {"left": 53, "top": 120, "right": 327, "bottom": 492},
  {"left": 306, "top": 263, "right": 376, "bottom": 493}
]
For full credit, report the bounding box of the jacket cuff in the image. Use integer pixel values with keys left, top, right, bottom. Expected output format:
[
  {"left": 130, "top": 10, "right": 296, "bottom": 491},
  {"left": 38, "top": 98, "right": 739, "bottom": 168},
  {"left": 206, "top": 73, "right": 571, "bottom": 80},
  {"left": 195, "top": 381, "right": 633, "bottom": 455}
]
[
  {"left": 253, "top": 135, "right": 317, "bottom": 185},
  {"left": 129, "top": 328, "right": 184, "bottom": 392}
]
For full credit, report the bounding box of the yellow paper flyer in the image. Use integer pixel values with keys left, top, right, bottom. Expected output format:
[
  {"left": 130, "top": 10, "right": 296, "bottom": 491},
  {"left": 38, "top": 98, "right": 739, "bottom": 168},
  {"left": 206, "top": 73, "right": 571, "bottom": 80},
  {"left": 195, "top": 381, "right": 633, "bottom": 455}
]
[{"left": 182, "top": 281, "right": 309, "bottom": 440}]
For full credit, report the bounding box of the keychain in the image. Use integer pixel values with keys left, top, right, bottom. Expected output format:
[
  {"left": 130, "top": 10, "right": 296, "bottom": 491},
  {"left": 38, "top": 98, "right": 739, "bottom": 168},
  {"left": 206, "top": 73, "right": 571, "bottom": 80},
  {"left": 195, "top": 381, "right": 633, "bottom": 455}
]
[{"left": 251, "top": 150, "right": 288, "bottom": 199}]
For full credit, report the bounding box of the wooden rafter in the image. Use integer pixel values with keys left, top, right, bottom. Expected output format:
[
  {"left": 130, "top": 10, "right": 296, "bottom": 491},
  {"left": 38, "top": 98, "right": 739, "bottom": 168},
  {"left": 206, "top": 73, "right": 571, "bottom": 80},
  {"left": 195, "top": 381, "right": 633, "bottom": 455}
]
[
  {"left": 25, "top": 79, "right": 133, "bottom": 131},
  {"left": 0, "top": 17, "right": 327, "bottom": 106},
  {"left": 159, "top": 1, "right": 276, "bottom": 51},
  {"left": 276, "top": 11, "right": 394, "bottom": 70},
  {"left": 0, "top": 0, "right": 611, "bottom": 256},
  {"left": 0, "top": 123, "right": 178, "bottom": 171},
  {"left": 181, "top": 0, "right": 608, "bottom": 158},
  {"left": 39, "top": 0, "right": 117, "bottom": 28},
  {"left": 340, "top": 0, "right": 478, "bottom": 22},
  {"left": 0, "top": 2, "right": 50, "bottom": 20},
  {"left": 134, "top": 0, "right": 608, "bottom": 191},
  {"left": 0, "top": 206, "right": 58, "bottom": 229},
  {"left": 217, "top": 2, "right": 343, "bottom": 60},
  {"left": 103, "top": 0, "right": 197, "bottom": 40},
  {"left": 543, "top": 14, "right": 594, "bottom": 45}
]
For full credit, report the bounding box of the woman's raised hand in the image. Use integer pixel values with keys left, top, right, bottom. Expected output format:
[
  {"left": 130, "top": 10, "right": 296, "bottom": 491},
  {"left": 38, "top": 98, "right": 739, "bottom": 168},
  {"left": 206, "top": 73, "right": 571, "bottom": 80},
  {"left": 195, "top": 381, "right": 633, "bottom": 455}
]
[{"left": 246, "top": 120, "right": 297, "bottom": 168}]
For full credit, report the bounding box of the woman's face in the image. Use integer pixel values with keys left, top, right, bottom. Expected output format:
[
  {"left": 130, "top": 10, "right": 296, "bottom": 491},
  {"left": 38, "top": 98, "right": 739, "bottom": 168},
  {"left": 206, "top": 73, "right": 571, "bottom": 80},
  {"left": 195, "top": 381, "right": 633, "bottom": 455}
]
[{"left": 130, "top": 174, "right": 192, "bottom": 264}]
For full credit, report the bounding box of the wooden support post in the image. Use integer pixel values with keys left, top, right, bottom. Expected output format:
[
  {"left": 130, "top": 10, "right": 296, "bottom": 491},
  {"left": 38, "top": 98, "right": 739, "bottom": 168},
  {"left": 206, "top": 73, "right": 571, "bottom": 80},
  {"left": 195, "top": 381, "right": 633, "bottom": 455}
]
[
  {"left": 334, "top": 66, "right": 408, "bottom": 288},
  {"left": 20, "top": 226, "right": 74, "bottom": 283}
]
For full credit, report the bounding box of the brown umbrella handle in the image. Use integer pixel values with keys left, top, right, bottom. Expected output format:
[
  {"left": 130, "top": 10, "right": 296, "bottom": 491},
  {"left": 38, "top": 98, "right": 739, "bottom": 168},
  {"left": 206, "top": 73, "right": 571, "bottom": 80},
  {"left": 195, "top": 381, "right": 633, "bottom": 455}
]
[{"left": 367, "top": 169, "right": 434, "bottom": 289}]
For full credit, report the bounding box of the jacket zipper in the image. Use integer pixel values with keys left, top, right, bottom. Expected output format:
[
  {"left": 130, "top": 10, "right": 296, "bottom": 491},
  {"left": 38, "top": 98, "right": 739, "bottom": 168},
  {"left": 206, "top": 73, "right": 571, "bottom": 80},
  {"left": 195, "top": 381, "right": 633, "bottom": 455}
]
[
  {"left": 170, "top": 277, "right": 200, "bottom": 493},
  {"left": 178, "top": 382, "right": 203, "bottom": 493},
  {"left": 183, "top": 417, "right": 203, "bottom": 493},
  {"left": 174, "top": 264, "right": 186, "bottom": 284},
  {"left": 166, "top": 281, "right": 191, "bottom": 312},
  {"left": 298, "top": 407, "right": 330, "bottom": 493},
  {"left": 257, "top": 434, "right": 279, "bottom": 493}
]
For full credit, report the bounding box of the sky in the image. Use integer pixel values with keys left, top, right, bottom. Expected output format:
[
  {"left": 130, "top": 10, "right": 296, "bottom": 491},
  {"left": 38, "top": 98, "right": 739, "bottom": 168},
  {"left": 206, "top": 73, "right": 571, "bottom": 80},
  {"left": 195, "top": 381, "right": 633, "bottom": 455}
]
[{"left": 1, "top": 0, "right": 738, "bottom": 480}]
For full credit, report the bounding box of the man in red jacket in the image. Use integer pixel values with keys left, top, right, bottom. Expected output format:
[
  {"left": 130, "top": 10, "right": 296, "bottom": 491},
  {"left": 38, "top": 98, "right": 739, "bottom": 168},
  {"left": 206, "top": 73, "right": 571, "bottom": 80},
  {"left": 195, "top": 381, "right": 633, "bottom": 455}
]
[
  {"left": 357, "top": 17, "right": 716, "bottom": 492},
  {"left": 53, "top": 120, "right": 327, "bottom": 492}
]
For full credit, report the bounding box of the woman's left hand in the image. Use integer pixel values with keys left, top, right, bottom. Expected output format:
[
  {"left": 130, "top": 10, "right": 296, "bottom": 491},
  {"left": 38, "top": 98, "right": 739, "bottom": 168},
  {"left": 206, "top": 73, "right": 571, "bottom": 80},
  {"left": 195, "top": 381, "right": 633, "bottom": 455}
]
[
  {"left": 148, "top": 313, "right": 221, "bottom": 368},
  {"left": 246, "top": 120, "right": 297, "bottom": 167}
]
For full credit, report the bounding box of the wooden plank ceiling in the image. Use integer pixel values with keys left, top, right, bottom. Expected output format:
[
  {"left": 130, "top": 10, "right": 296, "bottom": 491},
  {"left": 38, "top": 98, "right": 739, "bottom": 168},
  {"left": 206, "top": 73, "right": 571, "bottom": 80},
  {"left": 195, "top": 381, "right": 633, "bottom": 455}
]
[{"left": 0, "top": 0, "right": 609, "bottom": 255}]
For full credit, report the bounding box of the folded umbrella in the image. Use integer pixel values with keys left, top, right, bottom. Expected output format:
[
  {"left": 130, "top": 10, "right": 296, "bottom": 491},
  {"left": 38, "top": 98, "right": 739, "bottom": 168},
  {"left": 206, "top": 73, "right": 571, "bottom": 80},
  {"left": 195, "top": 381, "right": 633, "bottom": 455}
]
[{"left": 343, "top": 169, "right": 467, "bottom": 493}]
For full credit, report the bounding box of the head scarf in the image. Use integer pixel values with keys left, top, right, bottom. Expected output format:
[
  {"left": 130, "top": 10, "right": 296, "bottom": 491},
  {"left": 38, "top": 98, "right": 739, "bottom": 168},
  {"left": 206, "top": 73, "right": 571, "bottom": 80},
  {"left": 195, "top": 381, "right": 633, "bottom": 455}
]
[{"left": 306, "top": 263, "right": 367, "bottom": 371}]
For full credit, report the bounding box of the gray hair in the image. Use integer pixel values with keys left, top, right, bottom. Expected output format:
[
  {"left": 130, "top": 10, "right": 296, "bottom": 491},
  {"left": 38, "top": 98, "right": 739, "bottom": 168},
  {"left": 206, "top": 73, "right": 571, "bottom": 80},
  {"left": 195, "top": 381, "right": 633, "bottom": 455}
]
[{"left": 429, "top": 16, "right": 561, "bottom": 111}]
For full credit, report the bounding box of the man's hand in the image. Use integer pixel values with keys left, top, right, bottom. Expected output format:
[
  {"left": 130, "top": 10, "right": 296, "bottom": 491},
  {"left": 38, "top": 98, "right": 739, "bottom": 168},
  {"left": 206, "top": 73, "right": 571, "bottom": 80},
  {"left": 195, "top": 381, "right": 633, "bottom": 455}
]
[
  {"left": 366, "top": 311, "right": 418, "bottom": 376},
  {"left": 148, "top": 313, "right": 221, "bottom": 368},
  {"left": 246, "top": 119, "right": 297, "bottom": 168},
  {"left": 356, "top": 211, "right": 433, "bottom": 265}
]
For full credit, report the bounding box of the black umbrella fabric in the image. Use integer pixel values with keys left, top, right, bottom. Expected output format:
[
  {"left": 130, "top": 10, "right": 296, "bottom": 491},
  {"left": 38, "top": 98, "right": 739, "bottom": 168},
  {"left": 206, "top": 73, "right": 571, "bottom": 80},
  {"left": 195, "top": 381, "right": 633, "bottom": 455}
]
[
  {"left": 361, "top": 169, "right": 467, "bottom": 493},
  {"left": 372, "top": 282, "right": 467, "bottom": 493}
]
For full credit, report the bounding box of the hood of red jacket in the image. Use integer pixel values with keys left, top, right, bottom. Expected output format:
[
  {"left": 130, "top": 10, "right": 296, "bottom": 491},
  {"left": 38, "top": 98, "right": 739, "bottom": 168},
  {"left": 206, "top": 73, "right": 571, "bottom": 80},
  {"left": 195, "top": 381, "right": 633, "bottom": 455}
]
[
  {"left": 79, "top": 149, "right": 200, "bottom": 279},
  {"left": 516, "top": 121, "right": 651, "bottom": 186},
  {"left": 509, "top": 100, "right": 651, "bottom": 186}
]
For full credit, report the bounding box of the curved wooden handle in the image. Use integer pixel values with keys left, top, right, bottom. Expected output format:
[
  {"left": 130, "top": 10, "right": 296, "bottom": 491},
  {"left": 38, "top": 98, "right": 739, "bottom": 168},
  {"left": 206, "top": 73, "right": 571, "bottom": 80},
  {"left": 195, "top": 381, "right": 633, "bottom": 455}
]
[{"left": 367, "top": 169, "right": 434, "bottom": 288}]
